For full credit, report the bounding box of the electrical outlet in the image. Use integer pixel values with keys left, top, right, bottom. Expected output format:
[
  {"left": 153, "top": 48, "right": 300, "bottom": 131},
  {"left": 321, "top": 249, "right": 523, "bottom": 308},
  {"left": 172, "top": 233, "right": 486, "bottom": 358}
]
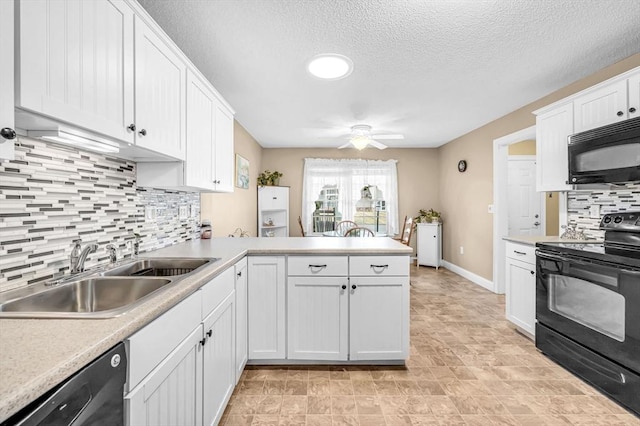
[
  {"left": 179, "top": 205, "right": 188, "bottom": 220},
  {"left": 488, "top": 204, "right": 494, "bottom": 214},
  {"left": 590, "top": 204, "right": 600, "bottom": 219},
  {"left": 460, "top": 246, "right": 464, "bottom": 255}
]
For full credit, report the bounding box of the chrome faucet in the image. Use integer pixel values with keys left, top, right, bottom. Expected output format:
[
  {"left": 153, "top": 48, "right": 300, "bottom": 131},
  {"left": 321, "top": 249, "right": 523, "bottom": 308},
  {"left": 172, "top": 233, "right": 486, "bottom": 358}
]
[
  {"left": 106, "top": 244, "right": 118, "bottom": 264},
  {"left": 70, "top": 240, "right": 99, "bottom": 273}
]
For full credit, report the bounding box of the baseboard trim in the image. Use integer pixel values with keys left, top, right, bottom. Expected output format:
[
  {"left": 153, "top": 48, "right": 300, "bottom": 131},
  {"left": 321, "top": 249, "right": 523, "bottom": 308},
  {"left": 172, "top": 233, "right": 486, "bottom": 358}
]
[{"left": 441, "top": 260, "right": 496, "bottom": 293}]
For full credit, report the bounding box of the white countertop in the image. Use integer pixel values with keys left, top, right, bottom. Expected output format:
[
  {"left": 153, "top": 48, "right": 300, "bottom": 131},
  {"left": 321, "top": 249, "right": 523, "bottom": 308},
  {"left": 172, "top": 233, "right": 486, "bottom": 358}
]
[
  {"left": 0, "top": 237, "right": 410, "bottom": 422},
  {"left": 502, "top": 235, "right": 601, "bottom": 246}
]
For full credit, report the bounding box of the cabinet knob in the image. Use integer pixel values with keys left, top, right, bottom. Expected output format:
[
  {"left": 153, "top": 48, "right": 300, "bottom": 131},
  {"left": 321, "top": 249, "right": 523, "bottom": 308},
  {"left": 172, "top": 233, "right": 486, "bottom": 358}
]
[
  {"left": 138, "top": 129, "right": 147, "bottom": 136},
  {"left": 199, "top": 338, "right": 206, "bottom": 346},
  {"left": 351, "top": 284, "right": 357, "bottom": 290},
  {"left": 127, "top": 124, "right": 136, "bottom": 132},
  {"left": 206, "top": 330, "right": 212, "bottom": 337},
  {"left": 530, "top": 270, "right": 534, "bottom": 275},
  {"left": 630, "top": 107, "right": 637, "bottom": 113},
  {"left": 616, "top": 111, "right": 624, "bottom": 117},
  {"left": 341, "top": 285, "right": 347, "bottom": 290},
  {"left": 0, "top": 127, "right": 16, "bottom": 140},
  {"left": 237, "top": 271, "right": 242, "bottom": 277}
]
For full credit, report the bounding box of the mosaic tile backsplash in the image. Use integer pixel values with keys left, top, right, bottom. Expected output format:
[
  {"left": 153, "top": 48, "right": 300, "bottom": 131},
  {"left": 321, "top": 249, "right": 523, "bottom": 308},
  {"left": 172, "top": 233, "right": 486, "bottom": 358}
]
[
  {"left": 567, "top": 183, "right": 640, "bottom": 239},
  {"left": 0, "top": 138, "right": 200, "bottom": 292}
]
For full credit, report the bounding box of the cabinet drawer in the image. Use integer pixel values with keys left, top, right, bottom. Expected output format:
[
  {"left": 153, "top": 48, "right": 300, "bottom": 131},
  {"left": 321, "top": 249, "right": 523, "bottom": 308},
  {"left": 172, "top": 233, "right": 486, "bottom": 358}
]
[
  {"left": 126, "top": 290, "right": 201, "bottom": 392},
  {"left": 349, "top": 256, "right": 409, "bottom": 276},
  {"left": 288, "top": 256, "right": 348, "bottom": 276},
  {"left": 202, "top": 267, "right": 235, "bottom": 319},
  {"left": 505, "top": 241, "right": 536, "bottom": 264}
]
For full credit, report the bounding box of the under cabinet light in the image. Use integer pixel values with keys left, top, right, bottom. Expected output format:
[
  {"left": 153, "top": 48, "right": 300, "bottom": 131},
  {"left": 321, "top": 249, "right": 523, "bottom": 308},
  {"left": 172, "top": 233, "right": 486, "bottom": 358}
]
[{"left": 28, "top": 130, "right": 120, "bottom": 154}]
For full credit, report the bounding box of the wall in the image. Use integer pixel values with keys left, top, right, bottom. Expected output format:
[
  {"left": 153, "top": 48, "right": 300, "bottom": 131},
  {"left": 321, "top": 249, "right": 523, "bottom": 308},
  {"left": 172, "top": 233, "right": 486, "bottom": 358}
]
[
  {"left": 200, "top": 121, "right": 263, "bottom": 237},
  {"left": 438, "top": 53, "right": 640, "bottom": 281},
  {"left": 0, "top": 139, "right": 200, "bottom": 293},
  {"left": 507, "top": 140, "right": 535, "bottom": 155},
  {"left": 261, "top": 148, "right": 440, "bottom": 254}
]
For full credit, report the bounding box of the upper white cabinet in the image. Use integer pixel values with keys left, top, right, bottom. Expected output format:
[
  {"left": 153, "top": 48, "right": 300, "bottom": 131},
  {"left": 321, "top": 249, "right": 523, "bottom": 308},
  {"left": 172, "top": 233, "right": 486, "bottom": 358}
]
[
  {"left": 535, "top": 102, "right": 573, "bottom": 192},
  {"left": 16, "top": 0, "right": 136, "bottom": 145},
  {"left": 213, "top": 102, "right": 235, "bottom": 192},
  {"left": 573, "top": 80, "right": 628, "bottom": 133},
  {"left": 629, "top": 72, "right": 640, "bottom": 120},
  {"left": 0, "top": 0, "right": 16, "bottom": 160},
  {"left": 133, "top": 14, "right": 186, "bottom": 160}
]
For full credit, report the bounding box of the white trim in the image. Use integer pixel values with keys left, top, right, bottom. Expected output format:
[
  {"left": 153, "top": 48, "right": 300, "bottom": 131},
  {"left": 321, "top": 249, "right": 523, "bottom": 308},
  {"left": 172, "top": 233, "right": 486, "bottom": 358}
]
[
  {"left": 493, "top": 125, "right": 536, "bottom": 295},
  {"left": 441, "top": 261, "right": 494, "bottom": 293}
]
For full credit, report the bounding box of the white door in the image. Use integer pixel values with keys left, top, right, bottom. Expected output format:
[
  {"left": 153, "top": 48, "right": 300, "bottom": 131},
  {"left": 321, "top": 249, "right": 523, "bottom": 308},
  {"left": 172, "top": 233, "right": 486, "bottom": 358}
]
[
  {"left": 288, "top": 277, "right": 348, "bottom": 361},
  {"left": 349, "top": 276, "right": 409, "bottom": 361},
  {"left": 0, "top": 0, "right": 15, "bottom": 160},
  {"left": 202, "top": 292, "right": 235, "bottom": 426},
  {"left": 126, "top": 326, "right": 203, "bottom": 426},
  {"left": 134, "top": 15, "right": 186, "bottom": 160},
  {"left": 17, "top": 0, "right": 135, "bottom": 144},
  {"left": 507, "top": 157, "right": 544, "bottom": 236},
  {"left": 234, "top": 258, "right": 248, "bottom": 384},
  {"left": 505, "top": 258, "right": 536, "bottom": 336},
  {"left": 628, "top": 71, "right": 640, "bottom": 120},
  {"left": 213, "top": 102, "right": 235, "bottom": 192},
  {"left": 247, "top": 256, "right": 286, "bottom": 360},
  {"left": 186, "top": 70, "right": 215, "bottom": 190},
  {"left": 536, "top": 103, "right": 573, "bottom": 192},
  {"left": 573, "top": 80, "right": 628, "bottom": 132}
]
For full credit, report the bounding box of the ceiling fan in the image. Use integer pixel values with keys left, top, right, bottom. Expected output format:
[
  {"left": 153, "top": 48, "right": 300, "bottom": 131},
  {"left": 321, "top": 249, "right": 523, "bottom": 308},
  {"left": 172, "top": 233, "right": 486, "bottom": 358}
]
[{"left": 338, "top": 125, "right": 404, "bottom": 150}]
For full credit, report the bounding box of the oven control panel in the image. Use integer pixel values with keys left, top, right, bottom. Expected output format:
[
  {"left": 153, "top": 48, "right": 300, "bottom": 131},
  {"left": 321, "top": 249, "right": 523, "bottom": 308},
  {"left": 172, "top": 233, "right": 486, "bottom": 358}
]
[{"left": 600, "top": 211, "right": 640, "bottom": 231}]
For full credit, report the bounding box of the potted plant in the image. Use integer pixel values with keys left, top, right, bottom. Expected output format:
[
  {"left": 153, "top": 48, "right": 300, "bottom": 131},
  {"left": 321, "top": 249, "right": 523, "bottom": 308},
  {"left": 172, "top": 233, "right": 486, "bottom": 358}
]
[
  {"left": 416, "top": 208, "right": 442, "bottom": 223},
  {"left": 257, "top": 170, "right": 283, "bottom": 186}
]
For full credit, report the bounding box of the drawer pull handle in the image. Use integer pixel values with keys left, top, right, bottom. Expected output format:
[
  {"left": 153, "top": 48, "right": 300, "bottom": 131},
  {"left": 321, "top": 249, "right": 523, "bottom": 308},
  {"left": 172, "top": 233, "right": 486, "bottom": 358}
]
[
  {"left": 513, "top": 250, "right": 527, "bottom": 255},
  {"left": 370, "top": 264, "right": 389, "bottom": 271},
  {"left": 309, "top": 264, "right": 327, "bottom": 270}
]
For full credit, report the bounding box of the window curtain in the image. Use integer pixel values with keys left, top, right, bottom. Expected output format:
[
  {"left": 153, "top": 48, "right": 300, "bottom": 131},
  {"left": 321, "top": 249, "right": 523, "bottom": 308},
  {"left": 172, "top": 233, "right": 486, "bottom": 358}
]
[{"left": 301, "top": 158, "right": 399, "bottom": 235}]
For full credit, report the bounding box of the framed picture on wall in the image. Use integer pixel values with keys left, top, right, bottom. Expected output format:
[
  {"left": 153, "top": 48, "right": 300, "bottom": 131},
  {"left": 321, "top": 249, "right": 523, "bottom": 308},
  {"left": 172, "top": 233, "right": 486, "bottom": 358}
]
[{"left": 236, "top": 154, "right": 250, "bottom": 189}]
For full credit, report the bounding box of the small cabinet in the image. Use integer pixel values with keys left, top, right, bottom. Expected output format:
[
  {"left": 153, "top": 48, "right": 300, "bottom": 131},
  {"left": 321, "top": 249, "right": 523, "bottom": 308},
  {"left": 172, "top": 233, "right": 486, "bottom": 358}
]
[
  {"left": 234, "top": 258, "right": 248, "bottom": 383},
  {"left": 0, "top": 0, "right": 16, "bottom": 160},
  {"left": 247, "top": 256, "right": 286, "bottom": 359},
  {"left": 505, "top": 241, "right": 536, "bottom": 338},
  {"left": 417, "top": 223, "right": 442, "bottom": 269},
  {"left": 535, "top": 102, "right": 573, "bottom": 192},
  {"left": 573, "top": 80, "right": 628, "bottom": 133},
  {"left": 258, "top": 186, "right": 290, "bottom": 237}
]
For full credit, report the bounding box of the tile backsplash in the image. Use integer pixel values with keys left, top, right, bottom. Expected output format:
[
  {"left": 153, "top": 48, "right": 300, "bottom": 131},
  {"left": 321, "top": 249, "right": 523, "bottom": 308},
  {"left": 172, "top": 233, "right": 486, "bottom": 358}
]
[
  {"left": 0, "top": 138, "right": 200, "bottom": 292},
  {"left": 567, "top": 183, "right": 640, "bottom": 239}
]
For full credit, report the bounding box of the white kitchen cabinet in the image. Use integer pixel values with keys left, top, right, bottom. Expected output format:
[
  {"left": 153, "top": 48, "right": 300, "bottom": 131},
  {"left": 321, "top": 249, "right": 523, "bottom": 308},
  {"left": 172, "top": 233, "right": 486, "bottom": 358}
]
[
  {"left": 213, "top": 102, "right": 235, "bottom": 192},
  {"left": 202, "top": 292, "right": 235, "bottom": 426},
  {"left": 258, "top": 186, "right": 290, "bottom": 237},
  {"left": 505, "top": 241, "right": 536, "bottom": 339},
  {"left": 248, "top": 256, "right": 286, "bottom": 359},
  {"left": 417, "top": 223, "right": 442, "bottom": 269},
  {"left": 535, "top": 102, "right": 573, "bottom": 192},
  {"left": 234, "top": 258, "right": 248, "bottom": 384},
  {"left": 16, "top": 0, "right": 135, "bottom": 145},
  {"left": 0, "top": 0, "right": 16, "bottom": 161},
  {"left": 288, "top": 276, "right": 349, "bottom": 361},
  {"left": 629, "top": 71, "right": 640, "bottom": 119},
  {"left": 573, "top": 80, "right": 628, "bottom": 133}
]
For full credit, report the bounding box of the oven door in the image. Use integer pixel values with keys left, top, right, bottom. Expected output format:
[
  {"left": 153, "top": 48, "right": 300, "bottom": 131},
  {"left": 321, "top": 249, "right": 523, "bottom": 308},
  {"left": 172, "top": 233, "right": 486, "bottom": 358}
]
[{"left": 536, "top": 250, "right": 640, "bottom": 373}]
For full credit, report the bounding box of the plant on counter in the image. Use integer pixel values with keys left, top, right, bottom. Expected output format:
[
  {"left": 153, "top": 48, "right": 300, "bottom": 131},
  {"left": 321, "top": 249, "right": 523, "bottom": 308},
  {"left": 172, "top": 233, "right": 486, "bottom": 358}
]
[
  {"left": 415, "top": 208, "right": 442, "bottom": 223},
  {"left": 257, "top": 170, "right": 283, "bottom": 186}
]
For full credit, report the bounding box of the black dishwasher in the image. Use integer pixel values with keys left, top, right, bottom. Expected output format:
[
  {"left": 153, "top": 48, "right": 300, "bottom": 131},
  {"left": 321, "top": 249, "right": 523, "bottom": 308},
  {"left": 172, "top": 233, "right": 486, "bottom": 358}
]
[{"left": 3, "top": 343, "right": 127, "bottom": 426}]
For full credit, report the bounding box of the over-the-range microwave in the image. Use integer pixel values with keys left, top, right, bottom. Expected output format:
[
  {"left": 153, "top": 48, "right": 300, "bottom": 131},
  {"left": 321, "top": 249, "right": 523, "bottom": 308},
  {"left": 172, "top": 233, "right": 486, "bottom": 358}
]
[{"left": 567, "top": 116, "right": 640, "bottom": 185}]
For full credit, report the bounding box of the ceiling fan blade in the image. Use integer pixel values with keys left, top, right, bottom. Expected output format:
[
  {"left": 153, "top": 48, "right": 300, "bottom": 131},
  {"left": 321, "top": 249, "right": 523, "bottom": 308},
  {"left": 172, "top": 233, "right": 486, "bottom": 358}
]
[
  {"left": 370, "top": 134, "right": 404, "bottom": 140},
  {"left": 369, "top": 140, "right": 388, "bottom": 150},
  {"left": 338, "top": 142, "right": 353, "bottom": 149}
]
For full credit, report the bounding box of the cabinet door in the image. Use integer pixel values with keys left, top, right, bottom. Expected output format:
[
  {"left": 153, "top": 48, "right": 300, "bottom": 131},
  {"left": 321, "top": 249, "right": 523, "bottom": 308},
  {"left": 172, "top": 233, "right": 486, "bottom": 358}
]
[
  {"left": 417, "top": 224, "right": 441, "bottom": 268},
  {"left": 0, "top": 0, "right": 15, "bottom": 160},
  {"left": 185, "top": 70, "right": 215, "bottom": 190},
  {"left": 288, "top": 277, "right": 348, "bottom": 361},
  {"left": 535, "top": 103, "right": 573, "bottom": 192},
  {"left": 17, "top": 0, "right": 135, "bottom": 144},
  {"left": 259, "top": 186, "right": 289, "bottom": 211},
  {"left": 134, "top": 15, "right": 186, "bottom": 160},
  {"left": 505, "top": 258, "right": 536, "bottom": 337},
  {"left": 573, "top": 80, "right": 627, "bottom": 133},
  {"left": 234, "top": 258, "right": 248, "bottom": 384},
  {"left": 248, "top": 256, "right": 286, "bottom": 359},
  {"left": 202, "top": 292, "right": 235, "bottom": 426},
  {"left": 126, "top": 325, "right": 203, "bottom": 426},
  {"left": 628, "top": 71, "right": 640, "bottom": 120},
  {"left": 213, "top": 102, "right": 234, "bottom": 192},
  {"left": 349, "top": 276, "right": 409, "bottom": 361}
]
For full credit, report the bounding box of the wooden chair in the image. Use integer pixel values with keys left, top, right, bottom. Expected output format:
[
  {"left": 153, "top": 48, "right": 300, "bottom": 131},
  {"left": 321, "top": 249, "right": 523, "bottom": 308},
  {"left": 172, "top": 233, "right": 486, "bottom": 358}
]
[
  {"left": 394, "top": 216, "right": 414, "bottom": 246},
  {"left": 297, "top": 216, "right": 306, "bottom": 237},
  {"left": 335, "top": 220, "right": 358, "bottom": 236},
  {"left": 344, "top": 227, "right": 375, "bottom": 237}
]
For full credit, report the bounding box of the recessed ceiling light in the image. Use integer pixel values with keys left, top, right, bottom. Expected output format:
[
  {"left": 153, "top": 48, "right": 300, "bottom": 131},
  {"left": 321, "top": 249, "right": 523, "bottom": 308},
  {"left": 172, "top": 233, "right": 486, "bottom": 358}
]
[{"left": 307, "top": 54, "right": 353, "bottom": 80}]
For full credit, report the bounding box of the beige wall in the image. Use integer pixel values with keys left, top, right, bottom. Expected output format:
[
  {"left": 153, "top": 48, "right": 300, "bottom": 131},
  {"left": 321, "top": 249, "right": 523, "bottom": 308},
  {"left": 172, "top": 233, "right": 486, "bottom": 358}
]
[
  {"left": 261, "top": 148, "right": 440, "bottom": 254},
  {"left": 201, "top": 121, "right": 263, "bottom": 237},
  {"left": 508, "top": 140, "right": 536, "bottom": 155},
  {"left": 438, "top": 53, "right": 640, "bottom": 281}
]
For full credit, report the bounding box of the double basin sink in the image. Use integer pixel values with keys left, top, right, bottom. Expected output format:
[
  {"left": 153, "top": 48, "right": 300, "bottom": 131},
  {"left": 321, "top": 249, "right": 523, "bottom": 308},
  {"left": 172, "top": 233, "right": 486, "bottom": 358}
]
[{"left": 0, "top": 258, "right": 218, "bottom": 319}]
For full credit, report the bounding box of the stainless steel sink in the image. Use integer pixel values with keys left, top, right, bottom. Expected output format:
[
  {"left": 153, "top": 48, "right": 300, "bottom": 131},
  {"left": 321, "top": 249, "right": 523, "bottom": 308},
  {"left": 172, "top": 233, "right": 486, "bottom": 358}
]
[{"left": 0, "top": 257, "right": 219, "bottom": 319}]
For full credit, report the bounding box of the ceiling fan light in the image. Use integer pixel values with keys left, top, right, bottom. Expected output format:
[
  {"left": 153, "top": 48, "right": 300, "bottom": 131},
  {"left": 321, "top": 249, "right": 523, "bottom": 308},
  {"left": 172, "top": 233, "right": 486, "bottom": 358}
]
[
  {"left": 351, "top": 135, "right": 369, "bottom": 150},
  {"left": 307, "top": 54, "right": 353, "bottom": 80}
]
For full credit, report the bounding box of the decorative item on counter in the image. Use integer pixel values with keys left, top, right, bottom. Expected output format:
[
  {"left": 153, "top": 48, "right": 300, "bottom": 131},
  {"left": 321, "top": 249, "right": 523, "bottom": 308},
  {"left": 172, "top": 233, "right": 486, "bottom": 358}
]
[
  {"left": 228, "top": 227, "right": 250, "bottom": 237},
  {"left": 415, "top": 208, "right": 442, "bottom": 223},
  {"left": 257, "top": 170, "right": 283, "bottom": 186},
  {"left": 201, "top": 220, "right": 212, "bottom": 239},
  {"left": 560, "top": 223, "right": 586, "bottom": 240}
]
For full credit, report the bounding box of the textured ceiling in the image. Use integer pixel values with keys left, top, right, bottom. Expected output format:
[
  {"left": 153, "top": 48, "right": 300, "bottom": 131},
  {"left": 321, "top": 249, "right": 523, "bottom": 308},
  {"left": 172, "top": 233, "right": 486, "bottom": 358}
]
[{"left": 137, "top": 0, "right": 640, "bottom": 148}]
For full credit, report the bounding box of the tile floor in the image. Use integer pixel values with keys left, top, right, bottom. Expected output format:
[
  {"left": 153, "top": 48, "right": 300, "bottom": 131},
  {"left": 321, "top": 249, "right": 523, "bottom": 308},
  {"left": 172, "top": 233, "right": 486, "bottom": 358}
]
[{"left": 220, "top": 265, "right": 640, "bottom": 425}]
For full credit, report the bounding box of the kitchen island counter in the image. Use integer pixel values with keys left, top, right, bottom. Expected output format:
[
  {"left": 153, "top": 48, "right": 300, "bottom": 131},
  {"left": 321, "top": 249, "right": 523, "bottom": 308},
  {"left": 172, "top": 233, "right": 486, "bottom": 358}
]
[{"left": 0, "top": 237, "right": 410, "bottom": 422}]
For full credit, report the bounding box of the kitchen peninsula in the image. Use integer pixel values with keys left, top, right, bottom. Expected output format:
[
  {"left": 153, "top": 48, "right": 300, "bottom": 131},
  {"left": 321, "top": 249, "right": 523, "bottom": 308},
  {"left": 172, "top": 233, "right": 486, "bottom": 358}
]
[{"left": 0, "top": 237, "right": 411, "bottom": 423}]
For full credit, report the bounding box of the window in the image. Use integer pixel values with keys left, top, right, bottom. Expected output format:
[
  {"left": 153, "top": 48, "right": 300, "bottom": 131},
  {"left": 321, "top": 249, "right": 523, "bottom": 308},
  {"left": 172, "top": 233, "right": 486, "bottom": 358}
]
[{"left": 301, "top": 158, "right": 399, "bottom": 235}]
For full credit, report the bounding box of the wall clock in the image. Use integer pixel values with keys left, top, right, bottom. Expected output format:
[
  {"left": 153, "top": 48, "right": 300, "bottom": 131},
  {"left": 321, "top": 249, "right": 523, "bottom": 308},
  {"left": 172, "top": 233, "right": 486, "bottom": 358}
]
[{"left": 457, "top": 160, "right": 467, "bottom": 173}]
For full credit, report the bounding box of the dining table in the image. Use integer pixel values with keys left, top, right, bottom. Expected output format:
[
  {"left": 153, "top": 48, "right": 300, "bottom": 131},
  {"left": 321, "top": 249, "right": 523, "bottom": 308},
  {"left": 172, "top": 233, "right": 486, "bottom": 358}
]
[{"left": 322, "top": 230, "right": 388, "bottom": 237}]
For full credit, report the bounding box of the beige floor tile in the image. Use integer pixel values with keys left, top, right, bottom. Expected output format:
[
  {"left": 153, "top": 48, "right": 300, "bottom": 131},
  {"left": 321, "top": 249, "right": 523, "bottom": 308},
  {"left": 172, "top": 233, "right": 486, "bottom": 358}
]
[
  {"left": 251, "top": 414, "right": 279, "bottom": 426},
  {"left": 330, "top": 380, "right": 354, "bottom": 395},
  {"left": 354, "top": 395, "right": 383, "bottom": 415},
  {"left": 305, "top": 415, "right": 332, "bottom": 426},
  {"left": 331, "top": 396, "right": 357, "bottom": 415},
  {"left": 281, "top": 396, "right": 308, "bottom": 415},
  {"left": 331, "top": 415, "right": 359, "bottom": 426},
  {"left": 278, "top": 415, "right": 307, "bottom": 425},
  {"left": 285, "top": 380, "right": 309, "bottom": 395},
  {"left": 222, "top": 414, "right": 254, "bottom": 425},
  {"left": 352, "top": 380, "right": 377, "bottom": 395},
  {"left": 307, "top": 396, "right": 332, "bottom": 415}
]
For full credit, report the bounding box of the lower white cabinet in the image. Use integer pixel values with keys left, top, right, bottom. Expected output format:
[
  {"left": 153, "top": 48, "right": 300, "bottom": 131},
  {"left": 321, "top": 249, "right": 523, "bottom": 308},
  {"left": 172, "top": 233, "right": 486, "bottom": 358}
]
[
  {"left": 417, "top": 223, "right": 442, "bottom": 269},
  {"left": 247, "top": 256, "right": 286, "bottom": 359},
  {"left": 505, "top": 242, "right": 536, "bottom": 338},
  {"left": 234, "top": 258, "right": 248, "bottom": 383}
]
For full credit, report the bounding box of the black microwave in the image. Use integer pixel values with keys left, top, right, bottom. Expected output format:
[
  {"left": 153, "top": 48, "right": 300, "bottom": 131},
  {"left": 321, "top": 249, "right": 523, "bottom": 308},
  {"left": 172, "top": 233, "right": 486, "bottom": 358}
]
[{"left": 567, "top": 116, "right": 640, "bottom": 185}]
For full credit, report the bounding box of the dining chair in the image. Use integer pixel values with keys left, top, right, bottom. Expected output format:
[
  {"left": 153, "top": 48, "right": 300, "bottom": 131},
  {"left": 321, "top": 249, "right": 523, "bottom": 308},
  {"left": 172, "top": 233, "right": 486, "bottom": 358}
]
[
  {"left": 335, "top": 220, "right": 358, "bottom": 236},
  {"left": 297, "top": 216, "right": 306, "bottom": 237},
  {"left": 394, "top": 216, "right": 414, "bottom": 246},
  {"left": 344, "top": 227, "right": 375, "bottom": 237}
]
